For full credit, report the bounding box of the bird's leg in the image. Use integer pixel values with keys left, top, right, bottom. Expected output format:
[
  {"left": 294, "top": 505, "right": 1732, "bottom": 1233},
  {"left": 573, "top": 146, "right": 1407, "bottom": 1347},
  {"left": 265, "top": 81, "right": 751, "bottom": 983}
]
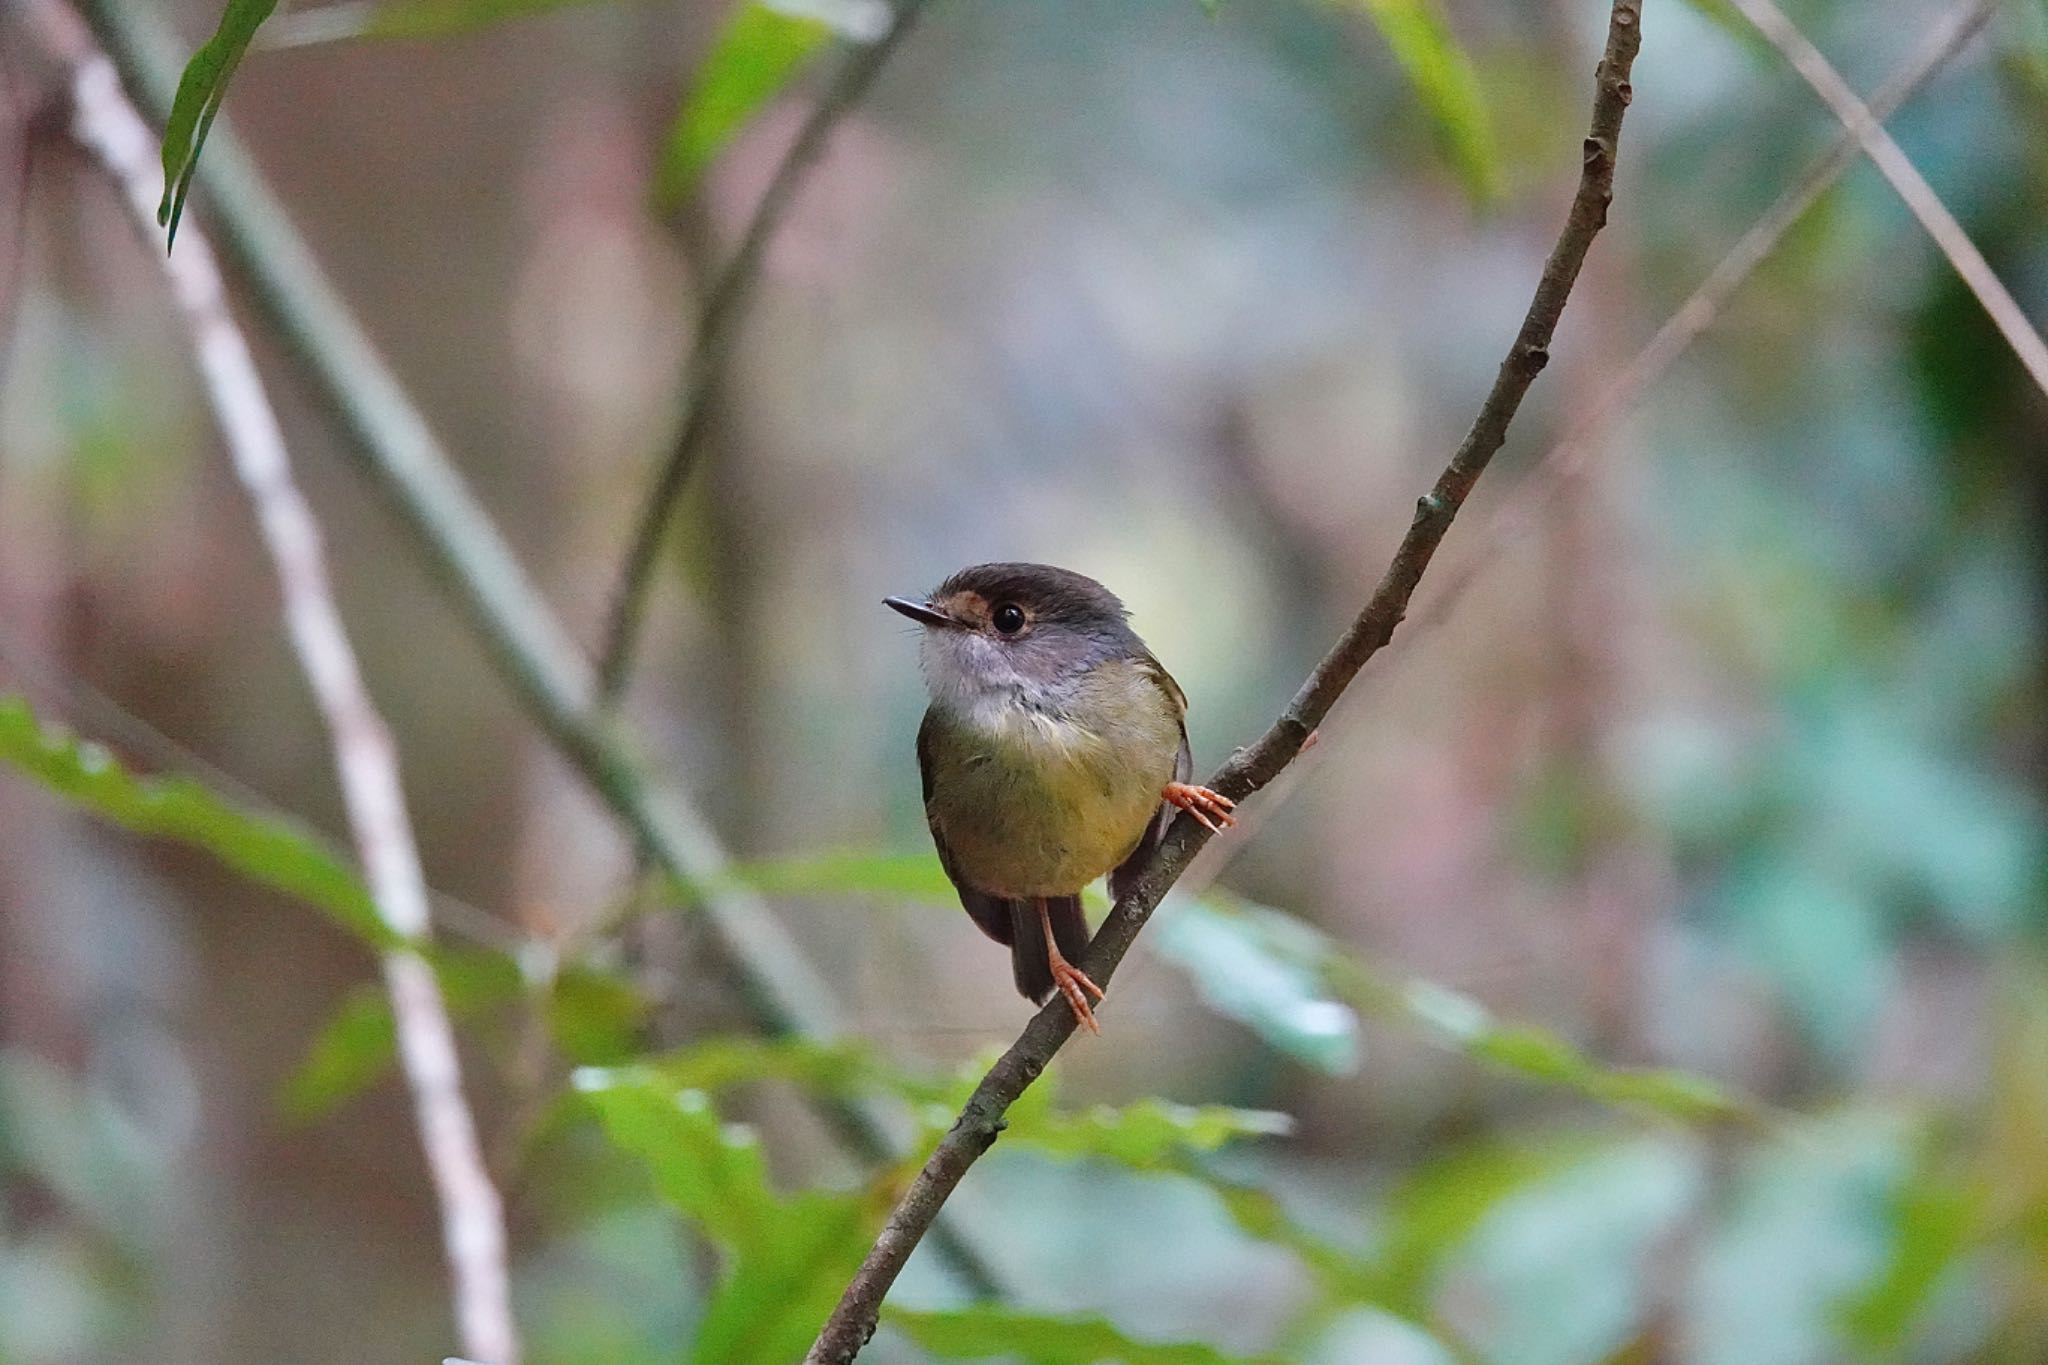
[
  {"left": 1163, "top": 782, "right": 1237, "bottom": 833},
  {"left": 1039, "top": 897, "right": 1104, "bottom": 1034}
]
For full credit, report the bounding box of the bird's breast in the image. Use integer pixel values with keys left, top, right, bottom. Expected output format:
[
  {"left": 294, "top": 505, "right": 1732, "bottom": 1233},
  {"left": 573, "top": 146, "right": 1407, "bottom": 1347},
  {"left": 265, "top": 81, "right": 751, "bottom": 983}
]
[{"left": 923, "top": 661, "right": 1181, "bottom": 898}]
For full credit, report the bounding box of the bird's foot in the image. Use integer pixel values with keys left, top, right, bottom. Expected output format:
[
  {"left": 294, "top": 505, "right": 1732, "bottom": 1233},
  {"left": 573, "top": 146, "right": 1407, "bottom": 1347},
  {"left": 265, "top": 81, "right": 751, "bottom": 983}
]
[
  {"left": 1049, "top": 954, "right": 1105, "bottom": 1034},
  {"left": 1164, "top": 781, "right": 1237, "bottom": 833}
]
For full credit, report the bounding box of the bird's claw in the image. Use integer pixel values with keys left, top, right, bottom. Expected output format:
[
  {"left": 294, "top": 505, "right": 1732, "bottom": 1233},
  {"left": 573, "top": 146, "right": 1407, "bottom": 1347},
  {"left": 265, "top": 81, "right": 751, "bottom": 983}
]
[
  {"left": 1051, "top": 958, "right": 1104, "bottom": 1034},
  {"left": 1164, "top": 781, "right": 1237, "bottom": 833}
]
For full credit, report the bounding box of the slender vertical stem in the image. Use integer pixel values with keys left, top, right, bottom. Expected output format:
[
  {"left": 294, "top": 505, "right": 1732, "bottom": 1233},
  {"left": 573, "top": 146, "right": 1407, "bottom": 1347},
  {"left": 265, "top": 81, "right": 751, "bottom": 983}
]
[{"left": 28, "top": 5, "right": 517, "bottom": 1357}]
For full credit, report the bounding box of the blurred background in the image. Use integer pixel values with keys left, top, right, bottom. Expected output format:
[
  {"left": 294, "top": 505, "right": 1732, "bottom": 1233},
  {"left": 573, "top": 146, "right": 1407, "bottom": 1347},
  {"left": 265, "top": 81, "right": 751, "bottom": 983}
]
[{"left": 3, "top": 0, "right": 2047, "bottom": 1359}]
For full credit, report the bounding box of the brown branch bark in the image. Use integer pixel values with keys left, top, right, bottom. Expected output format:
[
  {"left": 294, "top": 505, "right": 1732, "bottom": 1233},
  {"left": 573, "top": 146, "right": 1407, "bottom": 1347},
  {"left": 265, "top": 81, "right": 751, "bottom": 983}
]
[
  {"left": 596, "top": 0, "right": 932, "bottom": 701},
  {"left": 804, "top": 2, "right": 1646, "bottom": 1358}
]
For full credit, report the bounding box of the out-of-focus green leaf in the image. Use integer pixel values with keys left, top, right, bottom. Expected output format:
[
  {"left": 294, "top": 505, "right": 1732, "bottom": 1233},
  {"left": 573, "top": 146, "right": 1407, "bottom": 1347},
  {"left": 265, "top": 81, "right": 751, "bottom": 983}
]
[
  {"left": 664, "top": 849, "right": 958, "bottom": 909},
  {"left": 1461, "top": 1137, "right": 1705, "bottom": 1363},
  {"left": 549, "top": 966, "right": 650, "bottom": 1065},
  {"left": 0, "top": 696, "right": 393, "bottom": 947},
  {"left": 655, "top": 2, "right": 836, "bottom": 207},
  {"left": 157, "top": 0, "right": 280, "bottom": 245},
  {"left": 358, "top": 0, "right": 615, "bottom": 40},
  {"left": 280, "top": 984, "right": 395, "bottom": 1121},
  {"left": 640, "top": 1036, "right": 910, "bottom": 1100},
  {"left": 1348, "top": 0, "right": 1499, "bottom": 202},
  {"left": 727, "top": 848, "right": 956, "bottom": 902},
  {"left": 1327, "top": 954, "right": 1752, "bottom": 1125},
  {"left": 280, "top": 947, "right": 522, "bottom": 1120},
  {"left": 885, "top": 1305, "right": 1282, "bottom": 1364},
  {"left": 631, "top": 1041, "right": 1291, "bottom": 1168},
  {"left": 1203, "top": 1178, "right": 1379, "bottom": 1305},
  {"left": 1152, "top": 897, "right": 1362, "bottom": 1075},
  {"left": 1371, "top": 1137, "right": 1599, "bottom": 1317},
  {"left": 1838, "top": 1158, "right": 1982, "bottom": 1349},
  {"left": 573, "top": 1070, "right": 875, "bottom": 1365},
  {"left": 1675, "top": 0, "right": 1773, "bottom": 51},
  {"left": 1684, "top": 1114, "right": 1908, "bottom": 1364},
  {"left": 1004, "top": 1095, "right": 1292, "bottom": 1169}
]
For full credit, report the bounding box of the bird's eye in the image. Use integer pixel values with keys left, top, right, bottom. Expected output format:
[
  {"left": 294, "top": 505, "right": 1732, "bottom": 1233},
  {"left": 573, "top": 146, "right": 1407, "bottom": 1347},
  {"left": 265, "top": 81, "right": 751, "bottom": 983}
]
[{"left": 991, "top": 603, "right": 1026, "bottom": 635}]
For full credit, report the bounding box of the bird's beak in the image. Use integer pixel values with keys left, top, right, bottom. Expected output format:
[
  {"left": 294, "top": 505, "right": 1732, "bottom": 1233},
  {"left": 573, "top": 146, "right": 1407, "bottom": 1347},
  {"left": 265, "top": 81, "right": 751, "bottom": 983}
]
[{"left": 885, "top": 596, "right": 955, "bottom": 628}]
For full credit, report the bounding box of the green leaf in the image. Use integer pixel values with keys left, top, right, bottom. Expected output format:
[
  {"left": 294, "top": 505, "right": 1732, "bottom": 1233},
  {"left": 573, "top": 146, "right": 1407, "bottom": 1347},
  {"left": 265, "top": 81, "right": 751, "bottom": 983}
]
[
  {"left": 1323, "top": 950, "right": 1751, "bottom": 1125},
  {"left": 279, "top": 947, "right": 521, "bottom": 1120},
  {"left": 0, "top": 696, "right": 393, "bottom": 947},
  {"left": 361, "top": 0, "right": 614, "bottom": 40},
  {"left": 1838, "top": 1157, "right": 1983, "bottom": 1349},
  {"left": 1350, "top": 0, "right": 1499, "bottom": 202},
  {"left": 549, "top": 966, "right": 650, "bottom": 1065},
  {"left": 1003, "top": 1096, "right": 1292, "bottom": 1169},
  {"left": 1675, "top": 0, "right": 1772, "bottom": 51},
  {"left": 1151, "top": 897, "right": 1362, "bottom": 1075},
  {"left": 639, "top": 1035, "right": 911, "bottom": 1099},
  {"left": 1370, "top": 1136, "right": 1599, "bottom": 1317},
  {"left": 655, "top": 2, "right": 835, "bottom": 207},
  {"left": 158, "top": 0, "right": 281, "bottom": 246},
  {"left": 279, "top": 984, "right": 396, "bottom": 1121},
  {"left": 574, "top": 1070, "right": 876, "bottom": 1365},
  {"left": 885, "top": 1305, "right": 1282, "bottom": 1364},
  {"left": 724, "top": 848, "right": 957, "bottom": 902},
  {"left": 662, "top": 848, "right": 959, "bottom": 910}
]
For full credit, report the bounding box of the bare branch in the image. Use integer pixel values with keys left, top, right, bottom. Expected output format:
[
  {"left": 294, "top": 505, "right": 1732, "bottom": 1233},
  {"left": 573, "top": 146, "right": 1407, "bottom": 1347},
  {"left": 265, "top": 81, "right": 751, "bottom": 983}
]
[
  {"left": 804, "top": 3, "right": 1647, "bottom": 1358},
  {"left": 24, "top": 4, "right": 517, "bottom": 1357},
  {"left": 597, "top": 0, "right": 932, "bottom": 700},
  {"left": 72, "top": 0, "right": 999, "bottom": 1300},
  {"left": 1728, "top": 0, "right": 2048, "bottom": 400}
]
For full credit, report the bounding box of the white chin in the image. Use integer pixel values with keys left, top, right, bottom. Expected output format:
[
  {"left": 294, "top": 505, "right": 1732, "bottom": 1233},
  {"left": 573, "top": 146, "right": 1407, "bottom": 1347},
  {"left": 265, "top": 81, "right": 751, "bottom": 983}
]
[{"left": 920, "top": 633, "right": 1014, "bottom": 715}]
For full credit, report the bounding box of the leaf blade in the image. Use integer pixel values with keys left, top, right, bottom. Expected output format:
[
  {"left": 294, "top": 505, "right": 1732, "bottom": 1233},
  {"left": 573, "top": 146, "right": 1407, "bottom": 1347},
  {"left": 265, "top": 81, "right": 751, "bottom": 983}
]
[
  {"left": 1352, "top": 0, "right": 1499, "bottom": 202},
  {"left": 158, "top": 0, "right": 282, "bottom": 244},
  {"left": 0, "top": 696, "right": 393, "bottom": 946},
  {"left": 655, "top": 2, "right": 834, "bottom": 207}
]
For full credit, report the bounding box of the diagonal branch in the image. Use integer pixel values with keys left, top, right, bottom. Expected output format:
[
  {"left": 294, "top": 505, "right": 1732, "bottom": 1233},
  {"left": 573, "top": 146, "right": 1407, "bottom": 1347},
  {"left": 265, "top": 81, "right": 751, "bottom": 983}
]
[
  {"left": 804, "top": 2, "right": 1646, "bottom": 1358},
  {"left": 1727, "top": 0, "right": 2048, "bottom": 401},
  {"left": 596, "top": 0, "right": 932, "bottom": 701},
  {"left": 73, "top": 0, "right": 999, "bottom": 1299},
  {"left": 22, "top": 3, "right": 517, "bottom": 1358}
]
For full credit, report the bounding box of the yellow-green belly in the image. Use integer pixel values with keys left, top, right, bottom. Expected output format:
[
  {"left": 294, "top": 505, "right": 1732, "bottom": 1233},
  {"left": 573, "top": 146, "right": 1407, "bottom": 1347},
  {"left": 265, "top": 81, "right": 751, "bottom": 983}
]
[{"left": 923, "top": 667, "right": 1179, "bottom": 898}]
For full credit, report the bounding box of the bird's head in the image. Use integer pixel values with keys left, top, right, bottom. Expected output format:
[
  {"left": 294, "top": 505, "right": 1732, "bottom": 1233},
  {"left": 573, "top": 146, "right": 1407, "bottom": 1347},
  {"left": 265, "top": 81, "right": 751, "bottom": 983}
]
[{"left": 885, "top": 562, "right": 1141, "bottom": 716}]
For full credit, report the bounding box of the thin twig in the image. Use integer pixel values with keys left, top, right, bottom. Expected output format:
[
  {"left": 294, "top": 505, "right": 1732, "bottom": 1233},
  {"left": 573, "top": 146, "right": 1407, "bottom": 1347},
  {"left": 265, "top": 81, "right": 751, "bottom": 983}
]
[
  {"left": 596, "top": 0, "right": 931, "bottom": 700},
  {"left": 24, "top": 3, "right": 517, "bottom": 1357},
  {"left": 73, "top": 0, "right": 1000, "bottom": 1300},
  {"left": 804, "top": 2, "right": 1647, "bottom": 1357},
  {"left": 1405, "top": 0, "right": 1999, "bottom": 643},
  {"left": 1727, "top": 0, "right": 2048, "bottom": 400}
]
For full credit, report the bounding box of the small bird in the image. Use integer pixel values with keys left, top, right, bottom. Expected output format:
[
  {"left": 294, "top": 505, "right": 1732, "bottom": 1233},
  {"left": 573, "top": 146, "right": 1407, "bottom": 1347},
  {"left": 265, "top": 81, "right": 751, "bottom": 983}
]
[{"left": 887, "top": 562, "right": 1236, "bottom": 1032}]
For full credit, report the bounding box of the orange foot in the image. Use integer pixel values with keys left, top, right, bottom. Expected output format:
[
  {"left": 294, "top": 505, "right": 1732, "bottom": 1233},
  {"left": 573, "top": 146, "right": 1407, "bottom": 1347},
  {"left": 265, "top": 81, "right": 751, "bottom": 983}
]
[
  {"left": 1164, "top": 781, "right": 1238, "bottom": 833},
  {"left": 1050, "top": 954, "right": 1105, "bottom": 1034}
]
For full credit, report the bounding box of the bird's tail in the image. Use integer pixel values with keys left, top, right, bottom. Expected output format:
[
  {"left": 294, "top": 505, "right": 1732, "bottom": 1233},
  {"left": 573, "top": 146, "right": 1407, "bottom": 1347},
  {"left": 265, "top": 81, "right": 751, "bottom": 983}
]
[{"left": 1009, "top": 895, "right": 1092, "bottom": 1004}]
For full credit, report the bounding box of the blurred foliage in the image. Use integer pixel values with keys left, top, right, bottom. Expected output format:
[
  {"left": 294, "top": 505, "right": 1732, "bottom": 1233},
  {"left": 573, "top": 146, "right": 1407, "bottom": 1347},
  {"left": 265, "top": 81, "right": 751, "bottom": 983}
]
[
  {"left": 0, "top": 696, "right": 394, "bottom": 947},
  {"left": 884, "top": 1305, "right": 1282, "bottom": 1364},
  {"left": 11, "top": 0, "right": 2048, "bottom": 1359}
]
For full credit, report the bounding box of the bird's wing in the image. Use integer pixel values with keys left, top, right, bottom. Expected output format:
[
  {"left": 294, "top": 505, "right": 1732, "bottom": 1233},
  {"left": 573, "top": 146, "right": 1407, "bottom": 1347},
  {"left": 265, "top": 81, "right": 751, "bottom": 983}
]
[
  {"left": 1108, "top": 654, "right": 1194, "bottom": 905},
  {"left": 918, "top": 709, "right": 1014, "bottom": 946}
]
